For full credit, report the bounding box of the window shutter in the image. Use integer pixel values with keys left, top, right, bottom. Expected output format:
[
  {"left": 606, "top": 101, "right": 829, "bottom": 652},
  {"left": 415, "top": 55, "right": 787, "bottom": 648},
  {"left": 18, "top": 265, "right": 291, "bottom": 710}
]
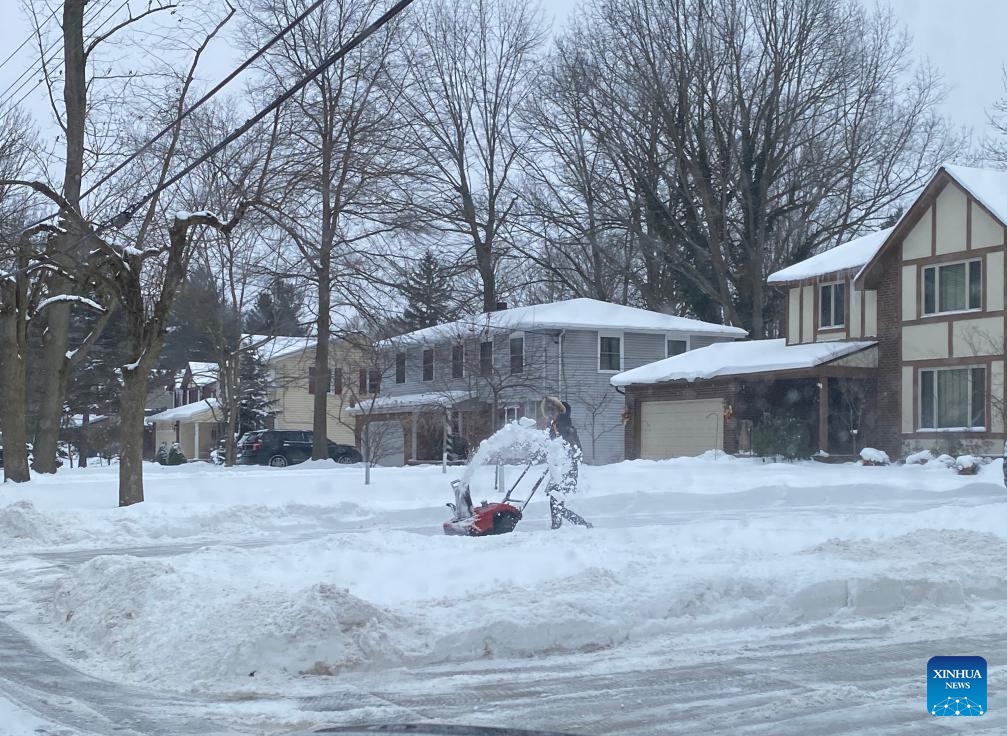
[
  {"left": 308, "top": 366, "right": 316, "bottom": 395},
  {"left": 333, "top": 368, "right": 343, "bottom": 394},
  {"left": 358, "top": 369, "right": 367, "bottom": 393}
]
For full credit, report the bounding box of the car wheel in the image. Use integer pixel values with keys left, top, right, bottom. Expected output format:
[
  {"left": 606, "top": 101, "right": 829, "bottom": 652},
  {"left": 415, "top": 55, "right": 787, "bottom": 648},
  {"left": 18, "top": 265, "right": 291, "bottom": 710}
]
[
  {"left": 268, "top": 454, "right": 288, "bottom": 467},
  {"left": 336, "top": 452, "right": 361, "bottom": 464}
]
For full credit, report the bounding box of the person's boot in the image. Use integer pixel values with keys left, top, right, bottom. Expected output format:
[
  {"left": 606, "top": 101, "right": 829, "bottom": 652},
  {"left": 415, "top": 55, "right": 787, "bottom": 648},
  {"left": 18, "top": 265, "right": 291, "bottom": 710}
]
[{"left": 549, "top": 495, "right": 563, "bottom": 529}]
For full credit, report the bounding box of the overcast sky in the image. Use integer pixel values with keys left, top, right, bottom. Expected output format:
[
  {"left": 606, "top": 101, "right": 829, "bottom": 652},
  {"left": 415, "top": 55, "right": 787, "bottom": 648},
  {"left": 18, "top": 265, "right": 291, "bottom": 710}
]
[{"left": 1, "top": 0, "right": 1004, "bottom": 150}]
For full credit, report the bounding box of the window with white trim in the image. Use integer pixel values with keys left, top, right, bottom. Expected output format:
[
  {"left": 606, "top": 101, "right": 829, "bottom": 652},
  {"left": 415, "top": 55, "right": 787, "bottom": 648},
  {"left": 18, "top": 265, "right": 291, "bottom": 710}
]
[
  {"left": 598, "top": 333, "right": 622, "bottom": 372},
  {"left": 819, "top": 282, "right": 845, "bottom": 328},
  {"left": 923, "top": 259, "right": 981, "bottom": 315},
  {"left": 919, "top": 366, "right": 985, "bottom": 430},
  {"left": 421, "top": 348, "right": 434, "bottom": 382},
  {"left": 509, "top": 336, "right": 524, "bottom": 374},
  {"left": 667, "top": 339, "right": 688, "bottom": 357},
  {"left": 504, "top": 406, "right": 520, "bottom": 423}
]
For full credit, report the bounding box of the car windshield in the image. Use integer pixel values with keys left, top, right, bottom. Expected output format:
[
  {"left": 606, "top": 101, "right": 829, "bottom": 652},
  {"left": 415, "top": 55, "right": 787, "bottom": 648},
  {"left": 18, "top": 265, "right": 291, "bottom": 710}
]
[{"left": 0, "top": 1, "right": 997, "bottom": 734}]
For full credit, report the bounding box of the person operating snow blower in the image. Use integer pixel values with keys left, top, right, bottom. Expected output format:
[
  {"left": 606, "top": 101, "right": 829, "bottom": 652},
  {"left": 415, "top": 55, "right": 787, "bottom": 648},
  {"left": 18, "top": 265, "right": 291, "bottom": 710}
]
[{"left": 542, "top": 396, "right": 593, "bottom": 530}]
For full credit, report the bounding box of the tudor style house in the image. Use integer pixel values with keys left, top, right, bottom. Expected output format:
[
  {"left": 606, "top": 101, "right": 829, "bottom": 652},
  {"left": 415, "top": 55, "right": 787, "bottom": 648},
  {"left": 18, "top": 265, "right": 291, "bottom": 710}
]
[
  {"left": 353, "top": 298, "right": 746, "bottom": 465},
  {"left": 614, "top": 164, "right": 1007, "bottom": 460}
]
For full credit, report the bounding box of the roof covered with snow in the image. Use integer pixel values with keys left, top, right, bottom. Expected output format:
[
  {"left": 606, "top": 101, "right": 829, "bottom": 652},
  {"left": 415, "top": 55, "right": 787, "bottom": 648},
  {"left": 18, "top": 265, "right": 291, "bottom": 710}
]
[
  {"left": 187, "top": 362, "right": 218, "bottom": 386},
  {"left": 147, "top": 398, "right": 221, "bottom": 424},
  {"left": 391, "top": 298, "right": 747, "bottom": 344},
  {"left": 344, "top": 390, "right": 471, "bottom": 415},
  {"left": 767, "top": 228, "right": 894, "bottom": 284},
  {"left": 244, "top": 334, "right": 336, "bottom": 363},
  {"left": 611, "top": 339, "right": 876, "bottom": 386}
]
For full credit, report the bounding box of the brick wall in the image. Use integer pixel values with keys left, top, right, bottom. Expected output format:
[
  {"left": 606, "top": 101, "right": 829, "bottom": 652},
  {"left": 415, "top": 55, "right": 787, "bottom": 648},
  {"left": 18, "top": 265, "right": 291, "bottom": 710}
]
[
  {"left": 623, "top": 381, "right": 738, "bottom": 458},
  {"left": 874, "top": 245, "right": 902, "bottom": 458}
]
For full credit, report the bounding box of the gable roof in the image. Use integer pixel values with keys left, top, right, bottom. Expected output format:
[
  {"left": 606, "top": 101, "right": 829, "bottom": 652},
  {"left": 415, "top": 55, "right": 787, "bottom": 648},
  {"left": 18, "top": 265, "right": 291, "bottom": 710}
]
[
  {"left": 767, "top": 227, "right": 893, "bottom": 285},
  {"left": 610, "top": 339, "right": 876, "bottom": 386},
  {"left": 390, "top": 298, "right": 747, "bottom": 344},
  {"left": 856, "top": 164, "right": 1007, "bottom": 287},
  {"left": 244, "top": 334, "right": 319, "bottom": 362}
]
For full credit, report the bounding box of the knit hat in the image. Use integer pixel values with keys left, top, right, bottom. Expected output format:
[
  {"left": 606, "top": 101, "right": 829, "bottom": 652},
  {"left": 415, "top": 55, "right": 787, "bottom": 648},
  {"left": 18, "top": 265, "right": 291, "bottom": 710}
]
[{"left": 541, "top": 396, "right": 565, "bottom": 417}]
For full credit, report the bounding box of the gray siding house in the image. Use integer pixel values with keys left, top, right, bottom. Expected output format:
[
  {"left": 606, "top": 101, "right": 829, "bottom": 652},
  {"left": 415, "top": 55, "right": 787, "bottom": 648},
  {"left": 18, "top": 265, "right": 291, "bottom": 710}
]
[{"left": 350, "top": 298, "right": 745, "bottom": 465}]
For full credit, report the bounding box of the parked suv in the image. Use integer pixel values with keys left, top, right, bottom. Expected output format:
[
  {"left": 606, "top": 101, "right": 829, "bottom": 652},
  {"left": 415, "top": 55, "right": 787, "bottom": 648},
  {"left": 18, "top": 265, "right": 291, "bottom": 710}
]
[{"left": 236, "top": 429, "right": 362, "bottom": 467}]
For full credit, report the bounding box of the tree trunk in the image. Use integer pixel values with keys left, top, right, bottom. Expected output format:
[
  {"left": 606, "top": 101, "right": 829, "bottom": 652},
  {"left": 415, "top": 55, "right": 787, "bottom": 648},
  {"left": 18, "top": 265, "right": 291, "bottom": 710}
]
[
  {"left": 117, "top": 368, "right": 148, "bottom": 506},
  {"left": 312, "top": 261, "right": 330, "bottom": 460},
  {"left": 35, "top": 0, "right": 87, "bottom": 474},
  {"left": 32, "top": 301, "right": 70, "bottom": 473},
  {"left": 78, "top": 411, "right": 89, "bottom": 468},
  {"left": 0, "top": 310, "right": 30, "bottom": 483}
]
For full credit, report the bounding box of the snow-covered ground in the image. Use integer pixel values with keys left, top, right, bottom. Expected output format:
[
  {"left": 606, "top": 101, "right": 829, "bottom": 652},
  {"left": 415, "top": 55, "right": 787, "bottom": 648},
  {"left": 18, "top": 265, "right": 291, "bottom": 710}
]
[{"left": 1, "top": 454, "right": 1006, "bottom": 734}]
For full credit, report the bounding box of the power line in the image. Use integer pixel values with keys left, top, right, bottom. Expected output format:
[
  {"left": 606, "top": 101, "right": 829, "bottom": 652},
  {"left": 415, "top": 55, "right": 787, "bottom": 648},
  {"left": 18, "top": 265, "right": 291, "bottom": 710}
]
[
  {"left": 0, "top": 4, "right": 59, "bottom": 78},
  {"left": 8, "top": 0, "right": 418, "bottom": 280},
  {"left": 102, "top": 0, "right": 418, "bottom": 231},
  {"left": 0, "top": 0, "right": 117, "bottom": 111},
  {"left": 80, "top": 0, "right": 329, "bottom": 204}
]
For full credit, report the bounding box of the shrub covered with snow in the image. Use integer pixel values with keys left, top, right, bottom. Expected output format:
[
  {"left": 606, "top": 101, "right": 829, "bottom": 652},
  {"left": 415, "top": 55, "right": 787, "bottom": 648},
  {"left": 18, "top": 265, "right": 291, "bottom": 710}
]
[
  {"left": 934, "top": 453, "right": 957, "bottom": 468},
  {"left": 955, "top": 455, "right": 980, "bottom": 475},
  {"left": 905, "top": 449, "right": 935, "bottom": 465},
  {"left": 859, "top": 448, "right": 890, "bottom": 466}
]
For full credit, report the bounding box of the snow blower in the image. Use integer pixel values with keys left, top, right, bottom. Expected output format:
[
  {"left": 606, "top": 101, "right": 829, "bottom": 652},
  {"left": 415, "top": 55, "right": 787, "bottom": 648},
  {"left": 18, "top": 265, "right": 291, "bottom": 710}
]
[{"left": 443, "top": 463, "right": 547, "bottom": 536}]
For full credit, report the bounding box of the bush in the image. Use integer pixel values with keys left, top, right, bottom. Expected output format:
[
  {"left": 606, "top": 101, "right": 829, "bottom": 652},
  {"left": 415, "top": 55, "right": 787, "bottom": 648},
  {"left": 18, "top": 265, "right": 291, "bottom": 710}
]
[
  {"left": 155, "top": 443, "right": 168, "bottom": 465},
  {"left": 166, "top": 442, "right": 187, "bottom": 466},
  {"left": 859, "top": 447, "right": 890, "bottom": 466},
  {"left": 751, "top": 415, "right": 812, "bottom": 459}
]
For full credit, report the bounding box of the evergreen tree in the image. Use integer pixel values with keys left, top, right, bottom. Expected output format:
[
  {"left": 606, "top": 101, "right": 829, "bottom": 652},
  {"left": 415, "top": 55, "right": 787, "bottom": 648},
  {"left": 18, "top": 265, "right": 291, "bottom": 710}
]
[
  {"left": 398, "top": 249, "right": 458, "bottom": 331},
  {"left": 238, "top": 348, "right": 277, "bottom": 434},
  {"left": 161, "top": 266, "right": 224, "bottom": 371},
  {"left": 243, "top": 278, "right": 306, "bottom": 336}
]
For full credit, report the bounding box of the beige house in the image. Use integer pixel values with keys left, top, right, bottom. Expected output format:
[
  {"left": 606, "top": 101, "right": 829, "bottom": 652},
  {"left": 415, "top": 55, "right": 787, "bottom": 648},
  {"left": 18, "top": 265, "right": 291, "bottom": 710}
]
[
  {"left": 147, "top": 337, "right": 363, "bottom": 461},
  {"left": 256, "top": 336, "right": 359, "bottom": 447}
]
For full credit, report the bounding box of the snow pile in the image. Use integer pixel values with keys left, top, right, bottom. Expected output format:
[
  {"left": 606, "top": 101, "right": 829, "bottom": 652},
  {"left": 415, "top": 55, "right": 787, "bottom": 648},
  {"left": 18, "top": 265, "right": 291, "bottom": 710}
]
[
  {"left": 933, "top": 453, "right": 957, "bottom": 468},
  {"left": 49, "top": 553, "right": 423, "bottom": 688},
  {"left": 0, "top": 501, "right": 77, "bottom": 546},
  {"left": 905, "top": 449, "right": 934, "bottom": 465},
  {"left": 859, "top": 447, "right": 890, "bottom": 465},
  {"left": 460, "top": 419, "right": 572, "bottom": 489}
]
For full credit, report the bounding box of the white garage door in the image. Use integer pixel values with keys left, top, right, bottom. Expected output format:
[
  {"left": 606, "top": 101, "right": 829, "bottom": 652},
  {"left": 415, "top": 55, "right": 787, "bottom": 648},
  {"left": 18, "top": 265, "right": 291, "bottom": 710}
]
[{"left": 640, "top": 398, "right": 724, "bottom": 459}]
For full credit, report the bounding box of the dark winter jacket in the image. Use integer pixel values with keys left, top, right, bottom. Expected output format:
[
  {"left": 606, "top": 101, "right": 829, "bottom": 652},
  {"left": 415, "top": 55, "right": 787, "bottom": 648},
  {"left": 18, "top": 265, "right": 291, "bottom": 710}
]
[{"left": 549, "top": 401, "right": 581, "bottom": 451}]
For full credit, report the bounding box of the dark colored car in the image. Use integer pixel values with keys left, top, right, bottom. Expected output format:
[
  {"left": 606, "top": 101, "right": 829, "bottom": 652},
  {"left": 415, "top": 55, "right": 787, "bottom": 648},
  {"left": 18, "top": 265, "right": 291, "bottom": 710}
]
[{"left": 236, "top": 429, "right": 362, "bottom": 467}]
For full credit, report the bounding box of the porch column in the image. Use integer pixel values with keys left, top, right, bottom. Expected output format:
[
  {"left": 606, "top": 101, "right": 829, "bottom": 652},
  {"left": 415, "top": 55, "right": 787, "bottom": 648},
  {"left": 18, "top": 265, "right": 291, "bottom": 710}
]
[
  {"left": 411, "top": 410, "right": 419, "bottom": 462},
  {"left": 818, "top": 376, "right": 829, "bottom": 453},
  {"left": 194, "top": 422, "right": 200, "bottom": 461}
]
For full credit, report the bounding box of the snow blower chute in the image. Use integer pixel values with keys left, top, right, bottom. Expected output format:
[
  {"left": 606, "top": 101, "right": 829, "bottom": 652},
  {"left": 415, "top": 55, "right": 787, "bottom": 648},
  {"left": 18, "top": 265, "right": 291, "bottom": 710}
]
[{"left": 443, "top": 463, "right": 547, "bottom": 536}]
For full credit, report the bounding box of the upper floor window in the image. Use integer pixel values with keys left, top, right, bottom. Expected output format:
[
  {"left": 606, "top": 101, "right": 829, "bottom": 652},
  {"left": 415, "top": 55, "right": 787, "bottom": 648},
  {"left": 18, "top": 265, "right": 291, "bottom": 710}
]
[
  {"left": 510, "top": 336, "right": 524, "bottom": 374},
  {"left": 667, "top": 339, "right": 687, "bottom": 358},
  {"left": 422, "top": 348, "right": 434, "bottom": 382},
  {"left": 923, "top": 259, "right": 981, "bottom": 315},
  {"left": 598, "top": 333, "right": 622, "bottom": 372},
  {"left": 480, "top": 341, "right": 493, "bottom": 376},
  {"left": 395, "top": 353, "right": 406, "bottom": 384},
  {"left": 819, "top": 282, "right": 845, "bottom": 328},
  {"left": 452, "top": 344, "right": 465, "bottom": 379},
  {"left": 358, "top": 368, "right": 381, "bottom": 395},
  {"left": 920, "top": 366, "right": 985, "bottom": 430}
]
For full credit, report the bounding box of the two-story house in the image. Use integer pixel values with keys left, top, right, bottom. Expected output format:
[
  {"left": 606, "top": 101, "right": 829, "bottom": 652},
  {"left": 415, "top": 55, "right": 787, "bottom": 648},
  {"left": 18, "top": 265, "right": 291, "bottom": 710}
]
[
  {"left": 351, "top": 297, "right": 746, "bottom": 465},
  {"left": 614, "top": 164, "right": 1007, "bottom": 461}
]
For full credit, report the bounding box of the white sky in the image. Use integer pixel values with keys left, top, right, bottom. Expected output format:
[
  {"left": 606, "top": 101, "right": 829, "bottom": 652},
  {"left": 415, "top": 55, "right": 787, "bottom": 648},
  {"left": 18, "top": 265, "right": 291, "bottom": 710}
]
[{"left": 0, "top": 0, "right": 1004, "bottom": 151}]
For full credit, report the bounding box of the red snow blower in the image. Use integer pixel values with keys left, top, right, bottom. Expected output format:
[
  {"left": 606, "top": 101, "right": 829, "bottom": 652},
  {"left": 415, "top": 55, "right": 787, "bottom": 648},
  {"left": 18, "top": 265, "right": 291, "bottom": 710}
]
[{"left": 443, "top": 464, "right": 547, "bottom": 536}]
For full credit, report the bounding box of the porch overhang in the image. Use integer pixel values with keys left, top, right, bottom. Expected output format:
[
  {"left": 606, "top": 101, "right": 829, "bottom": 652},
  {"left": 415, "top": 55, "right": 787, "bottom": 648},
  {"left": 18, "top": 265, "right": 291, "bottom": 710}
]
[{"left": 345, "top": 390, "right": 471, "bottom": 416}]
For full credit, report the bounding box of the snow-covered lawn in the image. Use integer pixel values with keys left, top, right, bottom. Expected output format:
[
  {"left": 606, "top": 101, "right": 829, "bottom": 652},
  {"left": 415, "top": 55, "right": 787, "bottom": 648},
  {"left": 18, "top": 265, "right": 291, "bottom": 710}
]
[{"left": 1, "top": 454, "right": 1006, "bottom": 732}]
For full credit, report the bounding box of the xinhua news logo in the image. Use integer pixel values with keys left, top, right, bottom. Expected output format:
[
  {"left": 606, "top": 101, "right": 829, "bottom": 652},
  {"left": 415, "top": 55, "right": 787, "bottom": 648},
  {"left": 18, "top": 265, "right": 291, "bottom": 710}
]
[{"left": 928, "top": 656, "right": 987, "bottom": 716}]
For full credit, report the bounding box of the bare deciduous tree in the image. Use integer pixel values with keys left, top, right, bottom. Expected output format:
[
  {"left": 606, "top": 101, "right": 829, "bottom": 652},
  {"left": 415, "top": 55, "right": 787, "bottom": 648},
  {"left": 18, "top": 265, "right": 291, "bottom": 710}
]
[{"left": 398, "top": 0, "right": 546, "bottom": 313}]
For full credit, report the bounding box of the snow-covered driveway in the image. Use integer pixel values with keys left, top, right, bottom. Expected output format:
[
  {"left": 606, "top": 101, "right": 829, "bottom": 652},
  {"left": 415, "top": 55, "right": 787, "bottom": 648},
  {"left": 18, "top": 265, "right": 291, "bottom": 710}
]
[{"left": 1, "top": 455, "right": 1007, "bottom": 735}]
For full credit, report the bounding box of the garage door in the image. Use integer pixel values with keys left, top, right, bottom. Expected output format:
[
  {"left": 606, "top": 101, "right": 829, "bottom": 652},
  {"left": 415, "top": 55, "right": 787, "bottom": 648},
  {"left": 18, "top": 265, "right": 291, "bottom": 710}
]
[{"left": 640, "top": 398, "right": 724, "bottom": 459}]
